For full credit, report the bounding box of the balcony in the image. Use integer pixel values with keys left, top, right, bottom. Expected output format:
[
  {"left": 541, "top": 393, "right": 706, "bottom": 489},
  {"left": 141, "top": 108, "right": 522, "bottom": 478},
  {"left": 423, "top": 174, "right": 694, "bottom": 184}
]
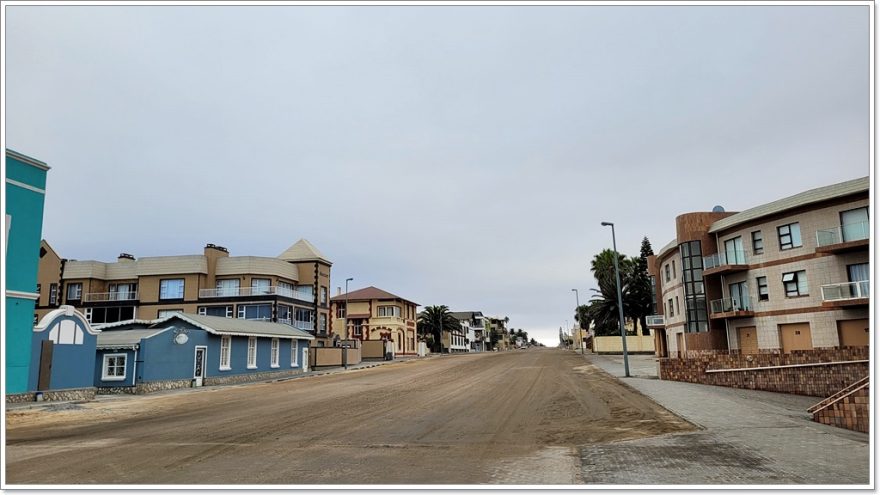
[
  {"left": 821, "top": 281, "right": 870, "bottom": 308},
  {"left": 703, "top": 250, "right": 749, "bottom": 276},
  {"left": 709, "top": 296, "right": 754, "bottom": 319},
  {"left": 646, "top": 315, "right": 665, "bottom": 328},
  {"left": 199, "top": 286, "right": 314, "bottom": 302},
  {"left": 83, "top": 291, "right": 139, "bottom": 303},
  {"left": 816, "top": 222, "right": 870, "bottom": 253},
  {"left": 294, "top": 320, "right": 315, "bottom": 331}
]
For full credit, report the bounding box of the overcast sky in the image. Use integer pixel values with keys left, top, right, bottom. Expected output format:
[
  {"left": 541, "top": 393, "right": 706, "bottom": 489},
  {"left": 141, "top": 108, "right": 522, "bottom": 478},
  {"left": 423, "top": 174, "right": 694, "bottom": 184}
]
[{"left": 5, "top": 5, "right": 870, "bottom": 345}]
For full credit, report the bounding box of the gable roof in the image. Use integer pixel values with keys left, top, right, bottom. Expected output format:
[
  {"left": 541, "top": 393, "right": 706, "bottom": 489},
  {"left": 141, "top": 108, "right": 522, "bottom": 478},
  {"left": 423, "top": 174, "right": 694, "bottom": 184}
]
[
  {"left": 709, "top": 176, "right": 869, "bottom": 234},
  {"left": 277, "top": 239, "right": 331, "bottom": 264},
  {"left": 330, "top": 286, "right": 418, "bottom": 305},
  {"left": 97, "top": 313, "right": 314, "bottom": 340},
  {"left": 97, "top": 328, "right": 171, "bottom": 349}
]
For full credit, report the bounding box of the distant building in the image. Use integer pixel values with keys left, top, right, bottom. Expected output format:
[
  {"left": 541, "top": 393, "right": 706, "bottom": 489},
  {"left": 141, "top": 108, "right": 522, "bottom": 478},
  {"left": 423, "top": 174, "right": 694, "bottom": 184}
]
[
  {"left": 485, "top": 316, "right": 509, "bottom": 351},
  {"left": 5, "top": 149, "right": 50, "bottom": 395},
  {"left": 329, "top": 286, "right": 419, "bottom": 355},
  {"left": 646, "top": 177, "right": 869, "bottom": 357},
  {"left": 34, "top": 239, "right": 333, "bottom": 346},
  {"left": 450, "top": 311, "right": 487, "bottom": 352}
]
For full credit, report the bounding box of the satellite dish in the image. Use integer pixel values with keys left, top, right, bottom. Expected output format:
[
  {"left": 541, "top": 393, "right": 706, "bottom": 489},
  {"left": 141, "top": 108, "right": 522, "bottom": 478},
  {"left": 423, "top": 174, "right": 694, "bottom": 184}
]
[
  {"left": 712, "top": 205, "right": 725, "bottom": 213},
  {"left": 174, "top": 333, "right": 189, "bottom": 345}
]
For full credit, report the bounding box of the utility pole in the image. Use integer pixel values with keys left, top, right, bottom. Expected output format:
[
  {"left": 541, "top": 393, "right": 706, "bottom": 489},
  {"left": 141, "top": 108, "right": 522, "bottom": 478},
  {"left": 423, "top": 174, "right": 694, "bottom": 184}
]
[{"left": 601, "top": 221, "right": 631, "bottom": 378}]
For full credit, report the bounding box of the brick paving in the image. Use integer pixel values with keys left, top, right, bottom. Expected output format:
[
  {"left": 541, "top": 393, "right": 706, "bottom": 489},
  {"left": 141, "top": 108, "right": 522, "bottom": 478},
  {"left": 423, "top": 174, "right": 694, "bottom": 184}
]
[{"left": 579, "top": 353, "right": 870, "bottom": 485}]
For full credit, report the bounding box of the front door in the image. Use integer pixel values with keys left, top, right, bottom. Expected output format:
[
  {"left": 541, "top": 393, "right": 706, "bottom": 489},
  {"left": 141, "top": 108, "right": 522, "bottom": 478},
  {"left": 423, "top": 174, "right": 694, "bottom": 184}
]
[
  {"left": 737, "top": 326, "right": 758, "bottom": 354},
  {"left": 193, "top": 346, "right": 207, "bottom": 386},
  {"left": 38, "top": 340, "right": 54, "bottom": 390}
]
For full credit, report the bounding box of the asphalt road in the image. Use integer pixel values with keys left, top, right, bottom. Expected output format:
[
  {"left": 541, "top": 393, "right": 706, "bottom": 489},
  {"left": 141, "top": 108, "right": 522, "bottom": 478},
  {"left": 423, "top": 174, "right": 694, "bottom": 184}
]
[{"left": 5, "top": 348, "right": 693, "bottom": 485}]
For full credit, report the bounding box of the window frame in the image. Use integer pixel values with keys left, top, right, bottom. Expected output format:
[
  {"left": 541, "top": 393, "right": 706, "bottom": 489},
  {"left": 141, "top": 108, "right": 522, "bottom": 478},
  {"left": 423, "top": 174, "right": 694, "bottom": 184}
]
[
  {"left": 159, "top": 278, "right": 185, "bottom": 300},
  {"left": 219, "top": 335, "right": 232, "bottom": 370},
  {"left": 782, "top": 270, "right": 808, "bottom": 297},
  {"left": 66, "top": 282, "right": 83, "bottom": 301},
  {"left": 665, "top": 264, "right": 670, "bottom": 282},
  {"left": 777, "top": 222, "right": 803, "bottom": 251},
  {"left": 270, "top": 338, "right": 280, "bottom": 368},
  {"left": 102, "top": 353, "right": 127, "bottom": 381},
  {"left": 756, "top": 276, "right": 769, "bottom": 301},
  {"left": 247, "top": 336, "right": 258, "bottom": 369},
  {"left": 291, "top": 340, "right": 298, "bottom": 367},
  {"left": 751, "top": 230, "right": 764, "bottom": 255},
  {"left": 49, "top": 283, "right": 58, "bottom": 305}
]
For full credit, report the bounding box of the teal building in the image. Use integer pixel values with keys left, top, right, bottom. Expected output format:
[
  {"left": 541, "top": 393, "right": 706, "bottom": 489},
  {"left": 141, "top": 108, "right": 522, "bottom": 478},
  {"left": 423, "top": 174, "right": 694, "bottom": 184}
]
[{"left": 5, "top": 149, "right": 50, "bottom": 395}]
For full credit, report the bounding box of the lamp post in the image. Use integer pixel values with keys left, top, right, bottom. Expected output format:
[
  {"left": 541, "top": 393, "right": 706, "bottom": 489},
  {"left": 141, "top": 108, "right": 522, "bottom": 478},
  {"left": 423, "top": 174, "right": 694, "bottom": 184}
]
[
  {"left": 571, "top": 288, "right": 582, "bottom": 353},
  {"left": 601, "top": 221, "right": 630, "bottom": 378},
  {"left": 344, "top": 277, "right": 353, "bottom": 344}
]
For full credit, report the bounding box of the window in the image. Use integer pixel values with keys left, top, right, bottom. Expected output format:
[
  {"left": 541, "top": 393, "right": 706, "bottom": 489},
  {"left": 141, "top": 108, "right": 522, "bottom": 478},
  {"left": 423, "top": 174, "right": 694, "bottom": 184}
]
[
  {"left": 278, "top": 281, "right": 295, "bottom": 297},
  {"left": 675, "top": 296, "right": 680, "bottom": 315},
  {"left": 672, "top": 260, "right": 676, "bottom": 279},
  {"left": 751, "top": 231, "right": 764, "bottom": 255},
  {"left": 352, "top": 319, "right": 363, "bottom": 337},
  {"left": 110, "top": 283, "right": 137, "bottom": 300},
  {"left": 782, "top": 270, "right": 808, "bottom": 297},
  {"left": 270, "top": 338, "right": 280, "bottom": 368},
  {"left": 667, "top": 298, "right": 674, "bottom": 316},
  {"left": 278, "top": 304, "right": 292, "bottom": 323},
  {"left": 159, "top": 279, "right": 185, "bottom": 299},
  {"left": 679, "top": 240, "right": 707, "bottom": 333},
  {"left": 757, "top": 276, "right": 769, "bottom": 301},
  {"left": 85, "top": 306, "right": 135, "bottom": 324},
  {"left": 378, "top": 306, "right": 401, "bottom": 317},
  {"left": 320, "top": 287, "right": 328, "bottom": 305},
  {"left": 158, "top": 309, "right": 182, "bottom": 318},
  {"left": 247, "top": 337, "right": 257, "bottom": 368},
  {"left": 777, "top": 223, "right": 802, "bottom": 250},
  {"left": 336, "top": 305, "right": 346, "bottom": 318},
  {"left": 49, "top": 283, "right": 58, "bottom": 305},
  {"left": 199, "top": 305, "right": 233, "bottom": 318},
  {"left": 251, "top": 278, "right": 271, "bottom": 294},
  {"left": 66, "top": 283, "right": 82, "bottom": 301},
  {"left": 295, "top": 308, "right": 315, "bottom": 329},
  {"left": 102, "top": 354, "right": 127, "bottom": 381},
  {"left": 724, "top": 236, "right": 745, "bottom": 264},
  {"left": 291, "top": 340, "right": 298, "bottom": 367},
  {"left": 319, "top": 313, "right": 327, "bottom": 333},
  {"left": 238, "top": 304, "right": 272, "bottom": 320},
  {"left": 216, "top": 279, "right": 240, "bottom": 297},
  {"left": 665, "top": 264, "right": 670, "bottom": 282},
  {"left": 840, "top": 207, "right": 869, "bottom": 242},
  {"left": 847, "top": 263, "right": 870, "bottom": 298},
  {"left": 219, "top": 336, "right": 231, "bottom": 370}
]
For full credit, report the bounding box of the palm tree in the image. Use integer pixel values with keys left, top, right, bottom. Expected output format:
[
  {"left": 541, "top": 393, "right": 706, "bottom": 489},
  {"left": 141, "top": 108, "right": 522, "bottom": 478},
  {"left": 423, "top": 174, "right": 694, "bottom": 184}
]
[{"left": 417, "top": 305, "right": 461, "bottom": 353}]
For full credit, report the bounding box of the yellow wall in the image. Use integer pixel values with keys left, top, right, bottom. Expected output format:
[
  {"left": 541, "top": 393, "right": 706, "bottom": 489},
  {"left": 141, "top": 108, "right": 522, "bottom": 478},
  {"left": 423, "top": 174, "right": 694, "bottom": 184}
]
[{"left": 593, "top": 335, "right": 655, "bottom": 353}]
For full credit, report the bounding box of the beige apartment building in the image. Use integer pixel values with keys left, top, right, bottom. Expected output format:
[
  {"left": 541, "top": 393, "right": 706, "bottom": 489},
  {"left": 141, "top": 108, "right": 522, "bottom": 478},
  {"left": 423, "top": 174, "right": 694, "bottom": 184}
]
[
  {"left": 35, "top": 239, "right": 334, "bottom": 345},
  {"left": 647, "top": 177, "right": 869, "bottom": 357},
  {"left": 329, "top": 286, "right": 419, "bottom": 354}
]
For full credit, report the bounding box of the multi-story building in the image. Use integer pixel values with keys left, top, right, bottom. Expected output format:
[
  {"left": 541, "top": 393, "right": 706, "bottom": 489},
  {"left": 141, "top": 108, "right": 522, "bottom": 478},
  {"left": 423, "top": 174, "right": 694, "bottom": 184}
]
[
  {"left": 451, "top": 311, "right": 487, "bottom": 352},
  {"left": 5, "top": 149, "right": 50, "bottom": 395},
  {"left": 329, "top": 286, "right": 419, "bottom": 355},
  {"left": 34, "top": 239, "right": 334, "bottom": 346},
  {"left": 647, "top": 177, "right": 869, "bottom": 357},
  {"left": 485, "top": 316, "right": 509, "bottom": 351}
]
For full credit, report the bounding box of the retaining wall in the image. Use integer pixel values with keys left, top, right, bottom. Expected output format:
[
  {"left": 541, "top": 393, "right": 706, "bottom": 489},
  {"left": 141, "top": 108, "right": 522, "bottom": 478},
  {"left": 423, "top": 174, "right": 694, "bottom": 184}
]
[
  {"left": 5, "top": 387, "right": 96, "bottom": 403},
  {"left": 812, "top": 385, "right": 869, "bottom": 433},
  {"left": 659, "top": 347, "right": 869, "bottom": 397}
]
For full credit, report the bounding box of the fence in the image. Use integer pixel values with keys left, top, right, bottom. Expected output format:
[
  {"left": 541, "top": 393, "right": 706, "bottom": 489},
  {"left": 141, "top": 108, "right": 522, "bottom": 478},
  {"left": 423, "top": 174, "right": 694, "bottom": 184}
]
[
  {"left": 310, "top": 346, "right": 362, "bottom": 368},
  {"left": 593, "top": 335, "right": 655, "bottom": 354}
]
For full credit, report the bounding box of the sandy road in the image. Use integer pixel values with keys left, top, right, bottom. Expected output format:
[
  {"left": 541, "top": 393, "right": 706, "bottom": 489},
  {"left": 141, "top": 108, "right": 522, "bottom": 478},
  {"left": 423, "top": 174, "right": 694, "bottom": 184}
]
[{"left": 5, "top": 349, "right": 693, "bottom": 485}]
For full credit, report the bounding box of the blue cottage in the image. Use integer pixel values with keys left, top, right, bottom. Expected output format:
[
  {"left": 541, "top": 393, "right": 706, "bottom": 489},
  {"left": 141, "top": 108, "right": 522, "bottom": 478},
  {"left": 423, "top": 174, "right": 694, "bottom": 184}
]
[
  {"left": 95, "top": 313, "right": 314, "bottom": 394},
  {"left": 29, "top": 306, "right": 101, "bottom": 400}
]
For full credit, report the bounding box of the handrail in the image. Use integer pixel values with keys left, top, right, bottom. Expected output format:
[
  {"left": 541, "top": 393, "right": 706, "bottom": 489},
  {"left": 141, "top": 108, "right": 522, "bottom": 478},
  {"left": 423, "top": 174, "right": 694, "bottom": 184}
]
[
  {"left": 816, "top": 221, "right": 870, "bottom": 247},
  {"left": 83, "top": 291, "right": 139, "bottom": 302},
  {"left": 200, "top": 285, "right": 313, "bottom": 302},
  {"left": 709, "top": 296, "right": 751, "bottom": 314},
  {"left": 807, "top": 376, "right": 869, "bottom": 414},
  {"left": 821, "top": 281, "right": 870, "bottom": 302}
]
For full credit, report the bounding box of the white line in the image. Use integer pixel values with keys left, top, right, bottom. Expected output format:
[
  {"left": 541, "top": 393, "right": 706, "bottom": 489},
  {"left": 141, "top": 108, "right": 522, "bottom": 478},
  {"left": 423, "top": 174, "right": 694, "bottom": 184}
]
[
  {"left": 5, "top": 178, "right": 45, "bottom": 195},
  {"left": 705, "top": 359, "right": 869, "bottom": 373}
]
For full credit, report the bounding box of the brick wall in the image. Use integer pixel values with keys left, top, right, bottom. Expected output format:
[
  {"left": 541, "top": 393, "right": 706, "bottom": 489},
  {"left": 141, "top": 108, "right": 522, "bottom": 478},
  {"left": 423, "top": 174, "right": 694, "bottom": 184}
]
[
  {"left": 812, "top": 385, "right": 869, "bottom": 433},
  {"left": 659, "top": 347, "right": 868, "bottom": 397}
]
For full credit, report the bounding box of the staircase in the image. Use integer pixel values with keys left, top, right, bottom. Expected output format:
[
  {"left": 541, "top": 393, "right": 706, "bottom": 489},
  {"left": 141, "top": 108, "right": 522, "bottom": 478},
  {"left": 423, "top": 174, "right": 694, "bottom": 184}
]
[{"left": 808, "top": 376, "right": 869, "bottom": 433}]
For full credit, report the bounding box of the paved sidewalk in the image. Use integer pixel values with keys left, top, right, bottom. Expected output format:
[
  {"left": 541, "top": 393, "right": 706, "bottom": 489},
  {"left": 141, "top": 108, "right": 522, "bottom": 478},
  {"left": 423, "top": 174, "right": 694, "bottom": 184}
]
[{"left": 578, "top": 352, "right": 870, "bottom": 486}]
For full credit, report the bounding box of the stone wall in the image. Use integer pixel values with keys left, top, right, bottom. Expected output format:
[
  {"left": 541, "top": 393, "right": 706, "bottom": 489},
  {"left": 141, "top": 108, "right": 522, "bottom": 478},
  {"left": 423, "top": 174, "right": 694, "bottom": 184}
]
[
  {"left": 97, "top": 379, "right": 195, "bottom": 395},
  {"left": 812, "top": 385, "right": 869, "bottom": 433},
  {"left": 5, "top": 387, "right": 96, "bottom": 403},
  {"left": 204, "top": 368, "right": 304, "bottom": 386},
  {"left": 659, "top": 347, "right": 868, "bottom": 397}
]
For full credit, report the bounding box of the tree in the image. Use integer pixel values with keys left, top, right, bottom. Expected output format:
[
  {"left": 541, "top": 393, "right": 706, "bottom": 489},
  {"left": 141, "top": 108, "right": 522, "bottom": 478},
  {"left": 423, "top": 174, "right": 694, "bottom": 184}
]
[
  {"left": 631, "top": 236, "right": 656, "bottom": 335},
  {"left": 417, "top": 305, "right": 461, "bottom": 353},
  {"left": 574, "top": 304, "right": 592, "bottom": 331}
]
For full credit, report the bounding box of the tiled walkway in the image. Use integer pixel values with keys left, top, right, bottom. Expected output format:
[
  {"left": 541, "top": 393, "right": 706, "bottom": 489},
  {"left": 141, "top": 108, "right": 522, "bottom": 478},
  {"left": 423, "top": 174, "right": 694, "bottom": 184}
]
[{"left": 579, "top": 353, "right": 870, "bottom": 486}]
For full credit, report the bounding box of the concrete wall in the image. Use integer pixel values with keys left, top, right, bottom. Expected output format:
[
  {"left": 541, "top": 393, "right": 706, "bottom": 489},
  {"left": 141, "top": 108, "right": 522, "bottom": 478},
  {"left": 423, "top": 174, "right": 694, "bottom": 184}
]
[
  {"left": 594, "top": 335, "right": 655, "bottom": 354},
  {"left": 311, "top": 346, "right": 362, "bottom": 368},
  {"left": 362, "top": 340, "right": 385, "bottom": 359}
]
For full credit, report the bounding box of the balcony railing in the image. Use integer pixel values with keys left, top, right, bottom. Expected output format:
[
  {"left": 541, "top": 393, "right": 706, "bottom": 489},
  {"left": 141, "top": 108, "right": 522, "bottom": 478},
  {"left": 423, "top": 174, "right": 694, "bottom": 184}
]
[
  {"left": 199, "top": 285, "right": 313, "bottom": 302},
  {"left": 83, "top": 292, "right": 139, "bottom": 302},
  {"left": 710, "top": 296, "right": 752, "bottom": 314},
  {"left": 821, "top": 281, "right": 870, "bottom": 302},
  {"left": 646, "top": 315, "right": 665, "bottom": 326},
  {"left": 703, "top": 250, "right": 748, "bottom": 270},
  {"left": 816, "top": 221, "right": 870, "bottom": 247},
  {"left": 278, "top": 318, "right": 292, "bottom": 325},
  {"left": 294, "top": 320, "right": 315, "bottom": 331}
]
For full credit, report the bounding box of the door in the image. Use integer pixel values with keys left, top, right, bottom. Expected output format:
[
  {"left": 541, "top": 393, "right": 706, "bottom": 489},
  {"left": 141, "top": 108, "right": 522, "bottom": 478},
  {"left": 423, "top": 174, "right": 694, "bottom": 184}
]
[
  {"left": 676, "top": 333, "right": 685, "bottom": 358},
  {"left": 302, "top": 348, "right": 309, "bottom": 372},
  {"left": 737, "top": 326, "right": 758, "bottom": 354},
  {"left": 728, "top": 282, "right": 750, "bottom": 310},
  {"left": 37, "top": 340, "right": 54, "bottom": 390},
  {"left": 779, "top": 323, "right": 812, "bottom": 353},
  {"left": 724, "top": 237, "right": 745, "bottom": 264},
  {"left": 840, "top": 207, "right": 869, "bottom": 242},
  {"left": 847, "top": 263, "right": 870, "bottom": 298},
  {"left": 193, "top": 346, "right": 207, "bottom": 386},
  {"left": 838, "top": 319, "right": 869, "bottom": 347}
]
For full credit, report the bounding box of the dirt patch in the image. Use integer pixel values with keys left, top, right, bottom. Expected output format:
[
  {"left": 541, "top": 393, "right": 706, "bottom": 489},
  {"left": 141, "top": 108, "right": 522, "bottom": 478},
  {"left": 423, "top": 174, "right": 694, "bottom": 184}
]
[{"left": 6, "top": 349, "right": 694, "bottom": 485}]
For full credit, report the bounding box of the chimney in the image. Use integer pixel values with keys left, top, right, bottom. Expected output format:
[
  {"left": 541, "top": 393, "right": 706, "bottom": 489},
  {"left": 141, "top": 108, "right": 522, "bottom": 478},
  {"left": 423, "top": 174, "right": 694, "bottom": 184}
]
[
  {"left": 118, "top": 253, "right": 135, "bottom": 261},
  {"left": 204, "top": 243, "right": 228, "bottom": 255},
  {"left": 337, "top": 287, "right": 342, "bottom": 296}
]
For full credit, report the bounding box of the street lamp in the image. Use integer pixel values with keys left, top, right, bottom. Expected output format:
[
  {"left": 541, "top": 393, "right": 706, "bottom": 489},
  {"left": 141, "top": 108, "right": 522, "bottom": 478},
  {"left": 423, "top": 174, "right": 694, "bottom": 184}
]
[
  {"left": 344, "top": 278, "right": 353, "bottom": 344},
  {"left": 571, "top": 288, "right": 582, "bottom": 354},
  {"left": 601, "top": 221, "right": 630, "bottom": 378}
]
